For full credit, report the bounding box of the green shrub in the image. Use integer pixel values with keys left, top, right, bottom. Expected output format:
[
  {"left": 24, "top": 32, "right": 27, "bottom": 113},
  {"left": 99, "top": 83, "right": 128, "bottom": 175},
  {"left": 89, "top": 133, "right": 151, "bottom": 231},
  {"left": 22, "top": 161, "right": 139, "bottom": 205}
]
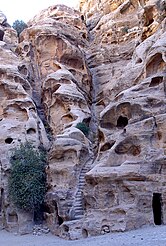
[
  {"left": 12, "top": 20, "right": 27, "bottom": 36},
  {"left": 76, "top": 122, "right": 89, "bottom": 136},
  {"left": 8, "top": 142, "right": 47, "bottom": 212},
  {"left": 122, "top": 26, "right": 129, "bottom": 34}
]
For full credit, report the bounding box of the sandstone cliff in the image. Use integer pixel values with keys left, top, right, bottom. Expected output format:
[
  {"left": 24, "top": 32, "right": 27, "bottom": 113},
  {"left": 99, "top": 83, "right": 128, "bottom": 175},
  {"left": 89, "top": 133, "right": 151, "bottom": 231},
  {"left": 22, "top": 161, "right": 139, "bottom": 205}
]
[{"left": 0, "top": 0, "right": 166, "bottom": 240}]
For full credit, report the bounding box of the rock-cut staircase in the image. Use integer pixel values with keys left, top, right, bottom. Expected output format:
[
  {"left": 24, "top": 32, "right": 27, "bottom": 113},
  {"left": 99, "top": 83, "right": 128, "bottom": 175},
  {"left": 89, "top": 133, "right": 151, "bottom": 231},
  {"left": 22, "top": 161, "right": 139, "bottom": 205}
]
[{"left": 71, "top": 157, "right": 93, "bottom": 220}]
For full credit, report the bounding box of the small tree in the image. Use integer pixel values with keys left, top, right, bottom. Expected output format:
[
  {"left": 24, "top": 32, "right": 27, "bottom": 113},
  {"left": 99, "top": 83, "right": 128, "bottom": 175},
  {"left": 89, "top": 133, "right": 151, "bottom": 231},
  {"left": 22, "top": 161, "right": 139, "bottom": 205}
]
[
  {"left": 8, "top": 142, "right": 47, "bottom": 214},
  {"left": 12, "top": 20, "right": 27, "bottom": 36},
  {"left": 76, "top": 122, "right": 89, "bottom": 136}
]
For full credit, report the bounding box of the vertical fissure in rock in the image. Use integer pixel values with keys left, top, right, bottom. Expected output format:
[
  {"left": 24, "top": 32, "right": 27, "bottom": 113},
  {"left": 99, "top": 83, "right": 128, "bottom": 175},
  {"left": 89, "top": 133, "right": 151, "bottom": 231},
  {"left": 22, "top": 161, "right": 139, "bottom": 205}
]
[
  {"left": 28, "top": 44, "right": 52, "bottom": 142},
  {"left": 85, "top": 29, "right": 100, "bottom": 156},
  {"left": 67, "top": 14, "right": 103, "bottom": 221},
  {"left": 0, "top": 188, "right": 4, "bottom": 228}
]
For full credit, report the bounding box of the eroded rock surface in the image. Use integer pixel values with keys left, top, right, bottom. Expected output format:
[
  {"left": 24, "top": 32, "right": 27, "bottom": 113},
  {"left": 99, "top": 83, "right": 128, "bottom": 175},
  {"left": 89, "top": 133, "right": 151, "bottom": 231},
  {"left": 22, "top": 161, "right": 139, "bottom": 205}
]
[
  {"left": 13, "top": 5, "right": 93, "bottom": 235},
  {"left": 0, "top": 11, "right": 49, "bottom": 233},
  {"left": 78, "top": 0, "right": 166, "bottom": 238},
  {"left": 0, "top": 0, "right": 166, "bottom": 240}
]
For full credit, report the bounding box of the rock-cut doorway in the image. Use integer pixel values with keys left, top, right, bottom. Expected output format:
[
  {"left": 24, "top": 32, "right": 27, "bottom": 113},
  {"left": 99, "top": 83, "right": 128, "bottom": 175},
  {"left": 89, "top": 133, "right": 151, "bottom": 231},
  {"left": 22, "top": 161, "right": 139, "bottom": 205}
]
[{"left": 152, "top": 193, "right": 163, "bottom": 225}]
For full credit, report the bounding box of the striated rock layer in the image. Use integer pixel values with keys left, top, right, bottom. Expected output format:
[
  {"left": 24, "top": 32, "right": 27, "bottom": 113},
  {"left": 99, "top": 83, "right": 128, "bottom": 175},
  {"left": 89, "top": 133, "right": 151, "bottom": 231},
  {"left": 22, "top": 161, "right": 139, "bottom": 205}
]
[{"left": 0, "top": 0, "right": 166, "bottom": 240}]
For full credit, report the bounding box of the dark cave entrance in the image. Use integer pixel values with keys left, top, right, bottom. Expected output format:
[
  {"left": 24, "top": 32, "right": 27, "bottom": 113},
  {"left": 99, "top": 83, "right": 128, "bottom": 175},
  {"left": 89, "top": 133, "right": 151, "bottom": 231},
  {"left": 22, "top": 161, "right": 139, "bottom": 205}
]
[
  {"left": 34, "top": 205, "right": 44, "bottom": 224},
  {"left": 0, "top": 189, "right": 3, "bottom": 214},
  {"left": 0, "top": 30, "right": 4, "bottom": 41},
  {"left": 58, "top": 215, "right": 64, "bottom": 225},
  {"left": 152, "top": 193, "right": 163, "bottom": 225},
  {"left": 117, "top": 116, "right": 128, "bottom": 128}
]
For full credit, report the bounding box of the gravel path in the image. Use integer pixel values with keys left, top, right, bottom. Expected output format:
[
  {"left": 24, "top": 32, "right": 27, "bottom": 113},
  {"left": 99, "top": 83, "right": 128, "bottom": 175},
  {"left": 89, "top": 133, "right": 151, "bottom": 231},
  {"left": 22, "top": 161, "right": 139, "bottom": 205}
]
[{"left": 1, "top": 225, "right": 166, "bottom": 246}]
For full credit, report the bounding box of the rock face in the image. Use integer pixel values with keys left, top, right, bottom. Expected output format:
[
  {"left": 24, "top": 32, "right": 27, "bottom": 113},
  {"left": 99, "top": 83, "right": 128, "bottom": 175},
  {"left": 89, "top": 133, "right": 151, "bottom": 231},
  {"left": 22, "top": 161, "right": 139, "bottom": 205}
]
[
  {"left": 17, "top": 5, "right": 93, "bottom": 235},
  {"left": 0, "top": 12, "right": 49, "bottom": 232},
  {"left": 0, "top": 0, "right": 166, "bottom": 240},
  {"left": 79, "top": 0, "right": 166, "bottom": 238}
]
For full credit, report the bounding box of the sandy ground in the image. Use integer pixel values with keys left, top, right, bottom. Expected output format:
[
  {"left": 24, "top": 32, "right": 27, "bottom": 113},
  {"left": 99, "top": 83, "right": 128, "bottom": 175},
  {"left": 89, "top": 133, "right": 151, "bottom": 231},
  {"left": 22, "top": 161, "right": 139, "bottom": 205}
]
[{"left": 1, "top": 225, "right": 166, "bottom": 246}]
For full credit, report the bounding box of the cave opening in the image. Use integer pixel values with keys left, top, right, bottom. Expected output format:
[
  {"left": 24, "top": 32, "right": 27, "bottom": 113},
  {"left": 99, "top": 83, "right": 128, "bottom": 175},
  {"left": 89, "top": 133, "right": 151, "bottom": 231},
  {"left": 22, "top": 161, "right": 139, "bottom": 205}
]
[
  {"left": 34, "top": 205, "right": 44, "bottom": 224},
  {"left": 149, "top": 76, "right": 163, "bottom": 87},
  {"left": 152, "top": 193, "right": 163, "bottom": 225},
  {"left": 0, "top": 30, "right": 4, "bottom": 41},
  {"left": 5, "top": 137, "right": 13, "bottom": 144},
  {"left": 27, "top": 128, "right": 36, "bottom": 134},
  {"left": 0, "top": 189, "right": 3, "bottom": 214},
  {"left": 117, "top": 116, "right": 128, "bottom": 128},
  {"left": 58, "top": 215, "right": 64, "bottom": 225}
]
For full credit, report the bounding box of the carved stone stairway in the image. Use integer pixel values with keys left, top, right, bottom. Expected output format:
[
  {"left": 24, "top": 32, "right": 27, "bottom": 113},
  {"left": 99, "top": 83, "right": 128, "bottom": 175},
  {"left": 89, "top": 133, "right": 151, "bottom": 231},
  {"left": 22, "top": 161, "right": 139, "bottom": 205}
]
[{"left": 70, "top": 157, "right": 93, "bottom": 220}]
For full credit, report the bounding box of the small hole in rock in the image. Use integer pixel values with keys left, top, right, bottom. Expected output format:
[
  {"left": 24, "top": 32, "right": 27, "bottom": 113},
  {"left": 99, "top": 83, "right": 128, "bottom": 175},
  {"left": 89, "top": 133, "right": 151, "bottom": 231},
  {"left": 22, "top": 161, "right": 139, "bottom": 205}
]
[
  {"left": 63, "top": 225, "right": 69, "bottom": 232},
  {"left": 23, "top": 45, "right": 29, "bottom": 52},
  {"left": 117, "top": 116, "right": 128, "bottom": 128},
  {"left": 5, "top": 138, "right": 13, "bottom": 144},
  {"left": 136, "top": 58, "right": 142, "bottom": 64},
  {"left": 27, "top": 128, "right": 36, "bottom": 134},
  {"left": 149, "top": 76, "right": 163, "bottom": 87},
  {"left": 82, "top": 229, "right": 88, "bottom": 238}
]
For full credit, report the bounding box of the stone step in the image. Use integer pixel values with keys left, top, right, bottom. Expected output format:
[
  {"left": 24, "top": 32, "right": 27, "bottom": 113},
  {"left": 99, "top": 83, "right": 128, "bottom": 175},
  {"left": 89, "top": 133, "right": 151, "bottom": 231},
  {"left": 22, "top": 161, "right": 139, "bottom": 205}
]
[
  {"left": 75, "top": 195, "right": 82, "bottom": 197},
  {"left": 82, "top": 168, "right": 89, "bottom": 172},
  {"left": 74, "top": 201, "right": 82, "bottom": 204},
  {"left": 75, "top": 209, "right": 83, "bottom": 213},
  {"left": 75, "top": 198, "right": 82, "bottom": 202},
  {"left": 75, "top": 203, "right": 82, "bottom": 206},
  {"left": 75, "top": 199, "right": 82, "bottom": 202},
  {"left": 79, "top": 176, "right": 85, "bottom": 179},
  {"left": 74, "top": 205, "right": 82, "bottom": 208},
  {"left": 76, "top": 191, "right": 82, "bottom": 195},
  {"left": 75, "top": 202, "right": 82, "bottom": 205},
  {"left": 75, "top": 215, "right": 83, "bottom": 220},
  {"left": 75, "top": 197, "right": 82, "bottom": 200},
  {"left": 75, "top": 205, "right": 83, "bottom": 209},
  {"left": 75, "top": 195, "right": 82, "bottom": 199},
  {"left": 78, "top": 185, "right": 84, "bottom": 189},
  {"left": 80, "top": 171, "right": 88, "bottom": 174},
  {"left": 78, "top": 181, "right": 85, "bottom": 184},
  {"left": 75, "top": 195, "right": 82, "bottom": 198},
  {"left": 74, "top": 202, "right": 82, "bottom": 206},
  {"left": 74, "top": 201, "right": 82, "bottom": 207},
  {"left": 78, "top": 180, "right": 85, "bottom": 184},
  {"left": 74, "top": 206, "right": 82, "bottom": 209},
  {"left": 75, "top": 211, "right": 83, "bottom": 216},
  {"left": 81, "top": 168, "right": 89, "bottom": 171}
]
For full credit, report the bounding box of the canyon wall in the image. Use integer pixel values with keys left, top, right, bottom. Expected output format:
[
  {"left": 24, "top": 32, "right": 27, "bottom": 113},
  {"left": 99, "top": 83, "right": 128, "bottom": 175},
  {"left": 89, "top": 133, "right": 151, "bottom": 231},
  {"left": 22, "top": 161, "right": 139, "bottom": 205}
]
[
  {"left": 79, "top": 0, "right": 166, "bottom": 238},
  {"left": 0, "top": 0, "right": 166, "bottom": 240}
]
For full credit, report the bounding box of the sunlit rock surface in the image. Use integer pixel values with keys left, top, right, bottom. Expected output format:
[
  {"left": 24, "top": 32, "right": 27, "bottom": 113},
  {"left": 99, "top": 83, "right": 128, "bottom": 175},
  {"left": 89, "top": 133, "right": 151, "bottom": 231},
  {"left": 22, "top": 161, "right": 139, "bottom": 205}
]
[
  {"left": 79, "top": 0, "right": 166, "bottom": 238},
  {"left": 0, "top": 11, "right": 49, "bottom": 233},
  {"left": 15, "top": 4, "right": 93, "bottom": 236}
]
